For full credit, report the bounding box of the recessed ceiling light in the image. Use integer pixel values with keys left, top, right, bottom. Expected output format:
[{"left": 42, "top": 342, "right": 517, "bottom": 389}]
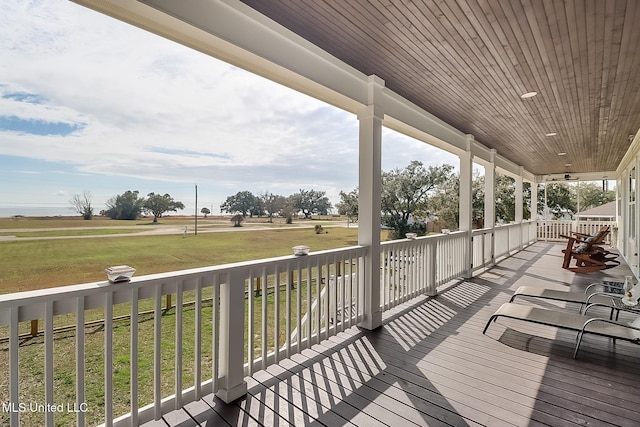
[
  {"left": 558, "top": 152, "right": 567, "bottom": 156},
  {"left": 520, "top": 91, "right": 537, "bottom": 99},
  {"left": 565, "top": 163, "right": 572, "bottom": 167},
  {"left": 546, "top": 132, "right": 557, "bottom": 137}
]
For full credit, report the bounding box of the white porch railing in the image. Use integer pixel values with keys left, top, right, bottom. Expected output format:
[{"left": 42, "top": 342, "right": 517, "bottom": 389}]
[
  {"left": 472, "top": 221, "right": 537, "bottom": 273},
  {"left": 0, "top": 226, "right": 540, "bottom": 427},
  {"left": 0, "top": 247, "right": 367, "bottom": 427},
  {"left": 492, "top": 221, "right": 536, "bottom": 260},
  {"left": 244, "top": 248, "right": 366, "bottom": 377},
  {"left": 379, "top": 231, "right": 467, "bottom": 311},
  {"left": 536, "top": 220, "right": 617, "bottom": 245},
  {"left": 471, "top": 228, "right": 494, "bottom": 273}
]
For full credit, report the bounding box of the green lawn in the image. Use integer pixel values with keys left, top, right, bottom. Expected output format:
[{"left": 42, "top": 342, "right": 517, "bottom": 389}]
[
  {"left": 0, "top": 229, "right": 142, "bottom": 237},
  {"left": 0, "top": 226, "right": 363, "bottom": 294},
  {"left": 0, "top": 276, "right": 325, "bottom": 426},
  {"left": 0, "top": 220, "right": 376, "bottom": 426},
  {"left": 0, "top": 217, "right": 159, "bottom": 229}
]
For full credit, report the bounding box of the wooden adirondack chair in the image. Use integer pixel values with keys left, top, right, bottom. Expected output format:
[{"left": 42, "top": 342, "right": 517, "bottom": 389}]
[{"left": 561, "top": 226, "right": 620, "bottom": 273}]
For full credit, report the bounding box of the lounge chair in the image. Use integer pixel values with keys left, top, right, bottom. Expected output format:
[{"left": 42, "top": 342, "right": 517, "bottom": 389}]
[
  {"left": 560, "top": 227, "right": 620, "bottom": 272},
  {"left": 565, "top": 225, "right": 611, "bottom": 247},
  {"left": 509, "top": 282, "right": 625, "bottom": 313},
  {"left": 483, "top": 302, "right": 640, "bottom": 358}
]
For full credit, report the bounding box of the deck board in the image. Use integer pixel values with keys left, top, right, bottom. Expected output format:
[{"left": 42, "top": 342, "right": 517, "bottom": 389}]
[{"left": 151, "top": 242, "right": 640, "bottom": 427}]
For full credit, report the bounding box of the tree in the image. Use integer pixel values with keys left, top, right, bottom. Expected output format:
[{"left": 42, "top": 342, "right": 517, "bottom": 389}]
[
  {"left": 281, "top": 197, "right": 297, "bottom": 224},
  {"left": 230, "top": 214, "right": 244, "bottom": 227},
  {"left": 221, "top": 191, "right": 259, "bottom": 217},
  {"left": 100, "top": 190, "right": 146, "bottom": 220},
  {"left": 472, "top": 174, "right": 487, "bottom": 226},
  {"left": 538, "top": 183, "right": 576, "bottom": 218},
  {"left": 427, "top": 170, "right": 485, "bottom": 230},
  {"left": 251, "top": 197, "right": 265, "bottom": 218},
  {"left": 381, "top": 161, "right": 453, "bottom": 239},
  {"left": 260, "top": 192, "right": 286, "bottom": 223},
  {"left": 200, "top": 207, "right": 211, "bottom": 218},
  {"left": 290, "top": 189, "right": 332, "bottom": 219},
  {"left": 577, "top": 182, "right": 615, "bottom": 211},
  {"left": 522, "top": 182, "right": 532, "bottom": 220},
  {"left": 143, "top": 193, "right": 185, "bottom": 223},
  {"left": 493, "top": 175, "right": 531, "bottom": 223},
  {"left": 336, "top": 188, "right": 358, "bottom": 225},
  {"left": 494, "top": 175, "right": 516, "bottom": 223},
  {"left": 70, "top": 190, "right": 94, "bottom": 220}
]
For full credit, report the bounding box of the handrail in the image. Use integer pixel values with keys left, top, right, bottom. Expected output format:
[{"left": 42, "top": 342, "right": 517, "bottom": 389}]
[
  {"left": 0, "top": 245, "right": 367, "bottom": 427},
  {"left": 536, "top": 220, "right": 616, "bottom": 245},
  {"left": 0, "top": 224, "right": 544, "bottom": 427}
]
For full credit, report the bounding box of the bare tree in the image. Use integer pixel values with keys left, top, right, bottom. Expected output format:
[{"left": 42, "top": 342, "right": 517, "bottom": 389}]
[{"left": 70, "top": 190, "right": 94, "bottom": 220}]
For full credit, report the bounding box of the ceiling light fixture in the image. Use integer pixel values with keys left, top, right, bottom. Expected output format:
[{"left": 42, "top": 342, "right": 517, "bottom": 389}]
[
  {"left": 545, "top": 132, "right": 557, "bottom": 137},
  {"left": 558, "top": 152, "right": 567, "bottom": 156},
  {"left": 565, "top": 163, "right": 572, "bottom": 167},
  {"left": 520, "top": 91, "right": 537, "bottom": 99}
]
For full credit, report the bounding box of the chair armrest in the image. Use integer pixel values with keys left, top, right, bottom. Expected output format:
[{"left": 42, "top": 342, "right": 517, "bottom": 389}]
[
  {"left": 583, "top": 302, "right": 618, "bottom": 315},
  {"left": 560, "top": 234, "right": 589, "bottom": 245},
  {"left": 585, "top": 281, "right": 625, "bottom": 296},
  {"left": 585, "top": 282, "right": 615, "bottom": 294},
  {"left": 572, "top": 232, "right": 591, "bottom": 238},
  {"left": 585, "top": 292, "right": 622, "bottom": 303}
]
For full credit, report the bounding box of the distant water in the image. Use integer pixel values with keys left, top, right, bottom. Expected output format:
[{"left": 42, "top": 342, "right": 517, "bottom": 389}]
[{"left": 0, "top": 206, "right": 80, "bottom": 218}]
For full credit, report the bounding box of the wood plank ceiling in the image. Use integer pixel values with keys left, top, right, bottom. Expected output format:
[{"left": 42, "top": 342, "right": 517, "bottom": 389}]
[{"left": 240, "top": 0, "right": 640, "bottom": 177}]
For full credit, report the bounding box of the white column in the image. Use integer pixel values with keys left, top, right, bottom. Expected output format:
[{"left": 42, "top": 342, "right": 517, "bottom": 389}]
[
  {"left": 616, "top": 177, "right": 622, "bottom": 250},
  {"left": 484, "top": 149, "right": 496, "bottom": 229},
  {"left": 216, "top": 270, "right": 247, "bottom": 403},
  {"left": 515, "top": 167, "right": 524, "bottom": 248},
  {"left": 358, "top": 75, "right": 384, "bottom": 330},
  {"left": 515, "top": 168, "right": 523, "bottom": 223},
  {"left": 576, "top": 182, "right": 581, "bottom": 218},
  {"left": 530, "top": 181, "right": 538, "bottom": 222},
  {"left": 459, "top": 135, "right": 474, "bottom": 278},
  {"left": 485, "top": 149, "right": 496, "bottom": 263},
  {"left": 635, "top": 158, "right": 640, "bottom": 277},
  {"left": 530, "top": 180, "right": 538, "bottom": 244}
]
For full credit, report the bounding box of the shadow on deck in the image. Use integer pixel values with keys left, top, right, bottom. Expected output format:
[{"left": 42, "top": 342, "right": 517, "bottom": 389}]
[{"left": 147, "top": 242, "right": 640, "bottom": 426}]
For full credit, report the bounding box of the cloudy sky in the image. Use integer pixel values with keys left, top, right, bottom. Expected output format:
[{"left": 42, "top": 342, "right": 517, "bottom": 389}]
[{"left": 0, "top": 0, "right": 458, "bottom": 217}]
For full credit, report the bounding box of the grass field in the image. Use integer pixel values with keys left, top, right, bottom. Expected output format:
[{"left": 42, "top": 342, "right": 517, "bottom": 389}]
[
  {"left": 0, "top": 217, "right": 373, "bottom": 425},
  {"left": 0, "top": 280, "right": 323, "bottom": 426},
  {"left": 0, "top": 217, "right": 164, "bottom": 229},
  {"left": 0, "top": 214, "right": 342, "bottom": 230},
  {"left": 0, "top": 218, "right": 363, "bottom": 294},
  {"left": 0, "top": 228, "right": 143, "bottom": 237}
]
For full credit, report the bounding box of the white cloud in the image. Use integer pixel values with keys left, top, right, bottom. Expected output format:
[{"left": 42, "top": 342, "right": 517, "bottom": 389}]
[{"left": 0, "top": 0, "right": 458, "bottom": 212}]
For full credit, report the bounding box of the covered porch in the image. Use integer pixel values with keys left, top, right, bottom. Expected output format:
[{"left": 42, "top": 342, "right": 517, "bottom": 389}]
[
  {"left": 146, "top": 241, "right": 640, "bottom": 427},
  {"left": 2, "top": 229, "right": 637, "bottom": 427},
  {"left": 3, "top": 0, "right": 640, "bottom": 425}
]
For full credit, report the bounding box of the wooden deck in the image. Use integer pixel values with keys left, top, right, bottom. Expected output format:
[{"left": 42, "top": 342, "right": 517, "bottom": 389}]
[{"left": 144, "top": 242, "right": 640, "bottom": 427}]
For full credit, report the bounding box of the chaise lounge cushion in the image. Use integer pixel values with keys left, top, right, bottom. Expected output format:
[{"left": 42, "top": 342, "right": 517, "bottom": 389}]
[
  {"left": 509, "top": 285, "right": 620, "bottom": 309},
  {"left": 483, "top": 302, "right": 640, "bottom": 358}
]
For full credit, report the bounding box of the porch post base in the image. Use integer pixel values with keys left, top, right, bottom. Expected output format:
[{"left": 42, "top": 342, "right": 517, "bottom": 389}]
[
  {"left": 216, "top": 381, "right": 248, "bottom": 403},
  {"left": 359, "top": 310, "right": 382, "bottom": 330}
]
